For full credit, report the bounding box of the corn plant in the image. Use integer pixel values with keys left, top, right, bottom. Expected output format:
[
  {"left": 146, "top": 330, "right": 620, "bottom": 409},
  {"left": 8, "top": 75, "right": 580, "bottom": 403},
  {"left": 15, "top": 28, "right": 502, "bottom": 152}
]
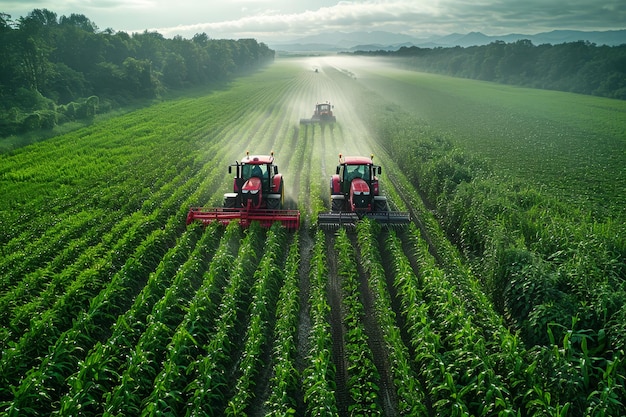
[
  {"left": 302, "top": 230, "right": 339, "bottom": 417},
  {"left": 56, "top": 222, "right": 210, "bottom": 416},
  {"left": 101, "top": 222, "right": 232, "bottom": 416},
  {"left": 185, "top": 221, "right": 265, "bottom": 416},
  {"left": 334, "top": 228, "right": 382, "bottom": 415},
  {"left": 356, "top": 219, "right": 428, "bottom": 416},
  {"left": 223, "top": 223, "right": 288, "bottom": 416},
  {"left": 265, "top": 233, "right": 301, "bottom": 416},
  {"left": 139, "top": 221, "right": 242, "bottom": 416}
]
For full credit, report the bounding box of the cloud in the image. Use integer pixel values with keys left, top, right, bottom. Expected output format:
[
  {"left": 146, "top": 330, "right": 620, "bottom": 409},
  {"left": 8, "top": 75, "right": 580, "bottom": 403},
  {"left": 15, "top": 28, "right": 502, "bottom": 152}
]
[
  {"left": 4, "top": 0, "right": 625, "bottom": 40},
  {"left": 149, "top": 1, "right": 441, "bottom": 39},
  {"left": 145, "top": 0, "right": 625, "bottom": 41}
]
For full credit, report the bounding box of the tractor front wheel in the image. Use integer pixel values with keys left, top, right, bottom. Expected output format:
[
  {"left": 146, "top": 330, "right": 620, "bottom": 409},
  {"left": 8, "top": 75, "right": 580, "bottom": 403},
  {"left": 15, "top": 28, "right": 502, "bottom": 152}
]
[
  {"left": 267, "top": 181, "right": 284, "bottom": 209},
  {"left": 374, "top": 198, "right": 388, "bottom": 212},
  {"left": 224, "top": 196, "right": 237, "bottom": 208},
  {"left": 331, "top": 197, "right": 344, "bottom": 212}
]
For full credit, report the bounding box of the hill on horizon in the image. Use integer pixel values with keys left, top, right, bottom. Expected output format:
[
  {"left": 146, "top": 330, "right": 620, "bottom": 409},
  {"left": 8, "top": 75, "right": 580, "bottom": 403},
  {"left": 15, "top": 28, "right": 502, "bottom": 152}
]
[{"left": 268, "top": 29, "right": 626, "bottom": 52}]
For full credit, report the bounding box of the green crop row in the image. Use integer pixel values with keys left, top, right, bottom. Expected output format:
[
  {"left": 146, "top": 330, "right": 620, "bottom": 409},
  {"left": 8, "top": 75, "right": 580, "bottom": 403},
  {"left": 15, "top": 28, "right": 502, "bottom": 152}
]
[
  {"left": 185, "top": 222, "right": 265, "bottom": 415},
  {"left": 302, "top": 230, "right": 339, "bottom": 416},
  {"left": 265, "top": 233, "right": 301, "bottom": 416},
  {"left": 384, "top": 228, "right": 520, "bottom": 415},
  {"left": 100, "top": 222, "right": 233, "bottom": 416},
  {"left": 138, "top": 222, "right": 238, "bottom": 416},
  {"left": 355, "top": 218, "right": 428, "bottom": 416},
  {"left": 224, "top": 222, "right": 288, "bottom": 415},
  {"left": 334, "top": 228, "right": 383, "bottom": 415},
  {"left": 55, "top": 223, "right": 209, "bottom": 416},
  {"left": 354, "top": 84, "right": 626, "bottom": 415},
  {"left": 0, "top": 164, "right": 195, "bottom": 344},
  {"left": 3, "top": 219, "right": 185, "bottom": 416}
]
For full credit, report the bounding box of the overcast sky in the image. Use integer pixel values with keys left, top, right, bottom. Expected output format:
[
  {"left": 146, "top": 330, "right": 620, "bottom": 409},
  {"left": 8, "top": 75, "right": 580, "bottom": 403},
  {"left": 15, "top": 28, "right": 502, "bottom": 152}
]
[{"left": 1, "top": 0, "right": 624, "bottom": 42}]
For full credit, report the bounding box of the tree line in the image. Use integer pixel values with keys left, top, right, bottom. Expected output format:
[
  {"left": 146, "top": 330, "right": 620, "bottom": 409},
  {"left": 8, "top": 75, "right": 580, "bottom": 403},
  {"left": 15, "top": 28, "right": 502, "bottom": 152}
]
[
  {"left": 351, "top": 39, "right": 626, "bottom": 100},
  {"left": 0, "top": 9, "right": 275, "bottom": 137}
]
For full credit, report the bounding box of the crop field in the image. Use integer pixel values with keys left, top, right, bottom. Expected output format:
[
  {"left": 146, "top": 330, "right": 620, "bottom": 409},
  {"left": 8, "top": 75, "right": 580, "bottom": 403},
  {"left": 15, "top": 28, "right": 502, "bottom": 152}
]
[
  {"left": 1, "top": 56, "right": 625, "bottom": 416},
  {"left": 334, "top": 56, "right": 626, "bottom": 219}
]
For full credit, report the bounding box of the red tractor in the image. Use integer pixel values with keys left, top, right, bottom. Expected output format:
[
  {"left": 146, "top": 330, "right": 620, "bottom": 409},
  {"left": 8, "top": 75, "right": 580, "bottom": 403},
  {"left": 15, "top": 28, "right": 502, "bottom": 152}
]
[
  {"left": 300, "top": 102, "right": 336, "bottom": 132},
  {"left": 317, "top": 154, "right": 410, "bottom": 229},
  {"left": 187, "top": 152, "right": 300, "bottom": 230}
]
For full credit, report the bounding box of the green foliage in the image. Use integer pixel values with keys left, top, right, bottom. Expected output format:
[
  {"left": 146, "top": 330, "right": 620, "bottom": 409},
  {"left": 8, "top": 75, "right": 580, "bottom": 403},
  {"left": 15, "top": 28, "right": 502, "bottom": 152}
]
[
  {"left": 355, "top": 40, "right": 626, "bottom": 99},
  {"left": 366, "top": 98, "right": 626, "bottom": 349},
  {"left": 302, "top": 230, "right": 339, "bottom": 416},
  {"left": 265, "top": 233, "right": 301, "bottom": 416},
  {"left": 0, "top": 8, "right": 275, "bottom": 138},
  {"left": 1, "top": 56, "right": 624, "bottom": 416},
  {"left": 355, "top": 76, "right": 626, "bottom": 414},
  {"left": 335, "top": 227, "right": 383, "bottom": 415}
]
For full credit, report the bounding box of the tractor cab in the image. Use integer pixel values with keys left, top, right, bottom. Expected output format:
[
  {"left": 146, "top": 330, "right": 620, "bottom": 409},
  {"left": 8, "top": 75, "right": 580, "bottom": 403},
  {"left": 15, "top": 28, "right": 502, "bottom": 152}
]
[
  {"left": 233, "top": 153, "right": 278, "bottom": 194},
  {"left": 318, "top": 153, "right": 410, "bottom": 229},
  {"left": 334, "top": 155, "right": 380, "bottom": 196},
  {"left": 316, "top": 102, "right": 332, "bottom": 115},
  {"left": 236, "top": 155, "right": 278, "bottom": 193}
]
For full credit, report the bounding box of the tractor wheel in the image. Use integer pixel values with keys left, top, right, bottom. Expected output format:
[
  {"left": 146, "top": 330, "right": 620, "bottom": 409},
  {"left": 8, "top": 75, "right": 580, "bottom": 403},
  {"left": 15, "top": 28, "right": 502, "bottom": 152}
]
[
  {"left": 267, "top": 196, "right": 280, "bottom": 210},
  {"left": 224, "top": 196, "right": 237, "bottom": 208},
  {"left": 375, "top": 199, "right": 388, "bottom": 212},
  {"left": 266, "top": 180, "right": 284, "bottom": 209},
  {"left": 331, "top": 197, "right": 344, "bottom": 212}
]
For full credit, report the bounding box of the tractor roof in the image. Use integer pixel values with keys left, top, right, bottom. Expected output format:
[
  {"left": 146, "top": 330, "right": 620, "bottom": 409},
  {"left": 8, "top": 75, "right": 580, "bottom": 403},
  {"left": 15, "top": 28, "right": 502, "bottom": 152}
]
[
  {"left": 242, "top": 154, "right": 274, "bottom": 165},
  {"left": 343, "top": 156, "right": 373, "bottom": 165}
]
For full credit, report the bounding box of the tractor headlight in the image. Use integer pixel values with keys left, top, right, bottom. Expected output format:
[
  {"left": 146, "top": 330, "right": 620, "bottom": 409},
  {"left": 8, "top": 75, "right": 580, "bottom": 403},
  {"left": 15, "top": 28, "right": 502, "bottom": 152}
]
[{"left": 249, "top": 189, "right": 259, "bottom": 194}]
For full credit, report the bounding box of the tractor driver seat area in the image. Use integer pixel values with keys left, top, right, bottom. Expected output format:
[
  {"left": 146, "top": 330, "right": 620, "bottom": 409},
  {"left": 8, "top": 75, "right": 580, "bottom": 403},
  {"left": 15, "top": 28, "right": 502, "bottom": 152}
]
[{"left": 241, "top": 164, "right": 268, "bottom": 193}]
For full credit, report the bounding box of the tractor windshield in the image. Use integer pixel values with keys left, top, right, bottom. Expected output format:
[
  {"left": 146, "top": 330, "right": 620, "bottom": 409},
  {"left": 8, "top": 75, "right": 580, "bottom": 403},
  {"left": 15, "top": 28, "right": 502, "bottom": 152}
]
[
  {"left": 242, "top": 163, "right": 267, "bottom": 180},
  {"left": 345, "top": 164, "right": 370, "bottom": 182}
]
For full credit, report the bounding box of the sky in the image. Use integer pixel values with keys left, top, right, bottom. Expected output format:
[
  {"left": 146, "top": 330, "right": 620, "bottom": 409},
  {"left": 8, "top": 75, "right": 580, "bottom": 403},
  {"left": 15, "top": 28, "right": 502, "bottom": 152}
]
[{"left": 1, "top": 0, "right": 625, "bottom": 43}]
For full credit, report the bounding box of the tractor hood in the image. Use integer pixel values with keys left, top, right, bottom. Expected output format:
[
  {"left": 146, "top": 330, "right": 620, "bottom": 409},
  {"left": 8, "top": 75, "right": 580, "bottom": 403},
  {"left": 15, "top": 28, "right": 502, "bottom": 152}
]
[
  {"left": 242, "top": 177, "right": 262, "bottom": 194},
  {"left": 350, "top": 178, "right": 370, "bottom": 195}
]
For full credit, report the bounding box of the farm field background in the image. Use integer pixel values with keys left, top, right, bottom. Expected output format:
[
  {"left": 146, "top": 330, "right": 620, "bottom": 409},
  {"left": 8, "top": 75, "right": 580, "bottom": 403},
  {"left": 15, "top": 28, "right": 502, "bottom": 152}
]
[
  {"left": 326, "top": 56, "right": 626, "bottom": 219},
  {"left": 1, "top": 56, "right": 625, "bottom": 416}
]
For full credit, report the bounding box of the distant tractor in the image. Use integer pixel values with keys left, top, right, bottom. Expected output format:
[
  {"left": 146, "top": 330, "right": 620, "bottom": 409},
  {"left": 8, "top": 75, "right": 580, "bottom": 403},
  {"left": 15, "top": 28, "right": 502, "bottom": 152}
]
[
  {"left": 317, "top": 154, "right": 410, "bottom": 229},
  {"left": 300, "top": 101, "right": 336, "bottom": 132},
  {"left": 187, "top": 152, "right": 300, "bottom": 230}
]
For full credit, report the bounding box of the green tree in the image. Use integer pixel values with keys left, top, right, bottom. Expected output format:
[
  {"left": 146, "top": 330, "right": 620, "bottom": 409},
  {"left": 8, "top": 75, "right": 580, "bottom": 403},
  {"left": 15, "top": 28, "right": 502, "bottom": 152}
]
[
  {"left": 15, "top": 10, "right": 57, "bottom": 91},
  {"left": 123, "top": 57, "right": 157, "bottom": 97},
  {"left": 59, "top": 13, "right": 98, "bottom": 32},
  {"left": 0, "top": 13, "right": 18, "bottom": 102}
]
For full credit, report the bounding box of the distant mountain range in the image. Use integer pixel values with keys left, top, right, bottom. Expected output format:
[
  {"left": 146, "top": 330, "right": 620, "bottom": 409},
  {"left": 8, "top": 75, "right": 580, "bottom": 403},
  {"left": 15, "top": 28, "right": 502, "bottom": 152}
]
[{"left": 268, "top": 29, "right": 626, "bottom": 52}]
